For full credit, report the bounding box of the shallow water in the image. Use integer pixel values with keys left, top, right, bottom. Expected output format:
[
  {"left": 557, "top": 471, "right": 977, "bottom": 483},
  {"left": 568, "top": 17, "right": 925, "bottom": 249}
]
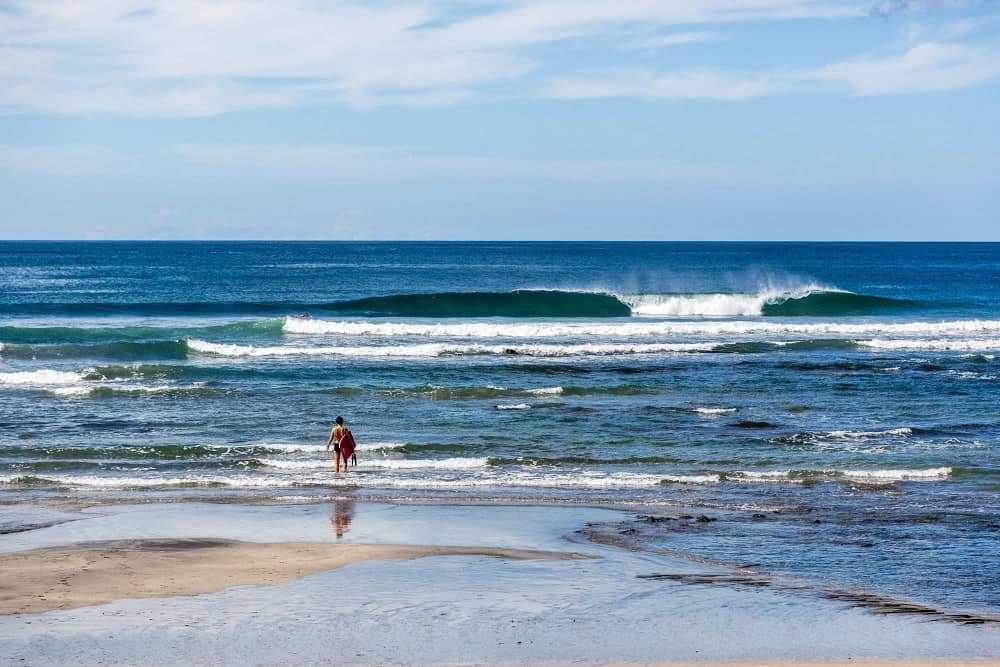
[
  {"left": 1, "top": 502, "right": 997, "bottom": 666},
  {"left": 1, "top": 241, "right": 998, "bottom": 614}
]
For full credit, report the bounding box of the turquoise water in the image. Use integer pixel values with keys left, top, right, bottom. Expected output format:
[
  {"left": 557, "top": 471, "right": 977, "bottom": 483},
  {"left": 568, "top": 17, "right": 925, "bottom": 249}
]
[{"left": 1, "top": 241, "right": 998, "bottom": 614}]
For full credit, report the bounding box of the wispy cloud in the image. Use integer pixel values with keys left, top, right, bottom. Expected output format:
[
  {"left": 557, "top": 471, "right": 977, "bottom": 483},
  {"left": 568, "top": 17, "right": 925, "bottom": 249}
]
[
  {"left": 548, "top": 68, "right": 786, "bottom": 101},
  {"left": 621, "top": 31, "right": 723, "bottom": 51},
  {"left": 813, "top": 40, "right": 1000, "bottom": 93},
  {"left": 868, "top": 0, "right": 993, "bottom": 18},
  {"left": 548, "top": 36, "right": 1000, "bottom": 100},
  {"left": 0, "top": 0, "right": 996, "bottom": 116},
  {"left": 0, "top": 0, "right": 863, "bottom": 115}
]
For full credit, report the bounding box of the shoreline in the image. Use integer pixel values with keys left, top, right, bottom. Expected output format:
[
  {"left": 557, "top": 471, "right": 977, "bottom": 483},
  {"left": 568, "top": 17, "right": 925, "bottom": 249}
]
[
  {"left": 451, "top": 662, "right": 1000, "bottom": 666},
  {"left": 452, "top": 662, "right": 1000, "bottom": 666},
  {"left": 1, "top": 500, "right": 997, "bottom": 665},
  {"left": 7, "top": 494, "right": 998, "bottom": 626}
]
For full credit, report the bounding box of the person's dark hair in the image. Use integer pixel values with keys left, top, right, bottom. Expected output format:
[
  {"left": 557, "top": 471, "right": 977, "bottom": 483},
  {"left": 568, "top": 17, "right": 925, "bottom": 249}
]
[{"left": 336, "top": 416, "right": 344, "bottom": 425}]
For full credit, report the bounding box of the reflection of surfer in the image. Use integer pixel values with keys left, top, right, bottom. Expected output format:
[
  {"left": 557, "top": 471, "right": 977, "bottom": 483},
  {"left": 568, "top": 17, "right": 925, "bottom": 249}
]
[{"left": 330, "top": 497, "right": 355, "bottom": 538}]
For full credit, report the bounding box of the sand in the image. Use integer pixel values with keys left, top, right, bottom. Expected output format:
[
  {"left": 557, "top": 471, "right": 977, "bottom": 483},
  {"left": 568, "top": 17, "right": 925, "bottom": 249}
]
[
  {"left": 445, "top": 663, "right": 1000, "bottom": 667},
  {"left": 3, "top": 502, "right": 997, "bottom": 666},
  {"left": 0, "top": 537, "right": 580, "bottom": 615}
]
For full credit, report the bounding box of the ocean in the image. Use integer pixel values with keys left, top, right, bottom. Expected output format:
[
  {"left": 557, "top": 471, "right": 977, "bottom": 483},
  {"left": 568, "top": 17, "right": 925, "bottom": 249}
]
[{"left": 1, "top": 241, "right": 998, "bottom": 616}]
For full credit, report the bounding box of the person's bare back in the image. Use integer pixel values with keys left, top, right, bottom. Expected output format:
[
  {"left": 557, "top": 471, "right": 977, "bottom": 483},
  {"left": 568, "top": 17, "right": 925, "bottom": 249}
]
[{"left": 325, "top": 416, "right": 348, "bottom": 472}]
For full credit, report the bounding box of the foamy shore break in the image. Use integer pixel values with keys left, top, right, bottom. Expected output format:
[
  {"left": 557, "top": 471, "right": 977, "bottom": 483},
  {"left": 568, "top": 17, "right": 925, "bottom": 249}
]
[{"left": 1, "top": 501, "right": 997, "bottom": 666}]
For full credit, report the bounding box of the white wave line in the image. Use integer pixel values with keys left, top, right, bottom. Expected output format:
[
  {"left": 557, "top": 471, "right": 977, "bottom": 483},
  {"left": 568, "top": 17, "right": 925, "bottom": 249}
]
[{"left": 187, "top": 339, "right": 714, "bottom": 357}]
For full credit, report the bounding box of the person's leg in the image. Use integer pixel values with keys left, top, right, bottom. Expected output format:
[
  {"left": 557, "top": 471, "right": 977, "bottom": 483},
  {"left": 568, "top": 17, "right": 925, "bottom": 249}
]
[{"left": 335, "top": 451, "right": 342, "bottom": 472}]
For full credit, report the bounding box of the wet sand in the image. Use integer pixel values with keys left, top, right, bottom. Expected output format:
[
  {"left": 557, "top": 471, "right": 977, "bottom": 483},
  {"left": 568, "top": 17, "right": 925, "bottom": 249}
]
[
  {"left": 0, "top": 537, "right": 579, "bottom": 614},
  {"left": 1, "top": 501, "right": 998, "bottom": 666},
  {"left": 500, "top": 662, "right": 1000, "bottom": 667}
]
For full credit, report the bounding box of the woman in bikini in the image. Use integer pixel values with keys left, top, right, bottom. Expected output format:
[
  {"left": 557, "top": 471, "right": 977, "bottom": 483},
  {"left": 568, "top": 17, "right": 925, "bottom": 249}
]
[{"left": 325, "top": 416, "right": 347, "bottom": 473}]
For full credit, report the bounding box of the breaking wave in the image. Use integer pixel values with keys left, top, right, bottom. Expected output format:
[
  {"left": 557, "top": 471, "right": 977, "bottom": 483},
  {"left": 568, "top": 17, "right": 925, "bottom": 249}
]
[
  {"left": 259, "top": 457, "right": 488, "bottom": 471},
  {"left": 624, "top": 287, "right": 914, "bottom": 317},
  {"left": 187, "top": 337, "right": 1000, "bottom": 358},
  {"left": 285, "top": 317, "right": 1000, "bottom": 338},
  {"left": 186, "top": 339, "right": 715, "bottom": 357},
  {"left": 0, "top": 369, "right": 84, "bottom": 386},
  {"left": 4, "top": 288, "right": 914, "bottom": 319},
  {"left": 0, "top": 441, "right": 406, "bottom": 461},
  {"left": 724, "top": 467, "right": 952, "bottom": 483}
]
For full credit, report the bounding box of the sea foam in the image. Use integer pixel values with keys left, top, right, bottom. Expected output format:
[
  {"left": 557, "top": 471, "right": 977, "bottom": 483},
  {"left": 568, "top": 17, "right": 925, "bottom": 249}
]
[
  {"left": 727, "top": 467, "right": 952, "bottom": 482},
  {"left": 859, "top": 339, "right": 1000, "bottom": 351},
  {"left": 188, "top": 339, "right": 714, "bottom": 358},
  {"left": 0, "top": 369, "right": 84, "bottom": 385},
  {"left": 622, "top": 286, "right": 834, "bottom": 317},
  {"left": 284, "top": 317, "right": 1000, "bottom": 337}
]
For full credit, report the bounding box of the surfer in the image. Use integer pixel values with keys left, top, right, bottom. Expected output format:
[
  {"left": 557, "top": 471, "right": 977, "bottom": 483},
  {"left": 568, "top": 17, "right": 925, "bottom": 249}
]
[{"left": 325, "top": 416, "right": 352, "bottom": 473}]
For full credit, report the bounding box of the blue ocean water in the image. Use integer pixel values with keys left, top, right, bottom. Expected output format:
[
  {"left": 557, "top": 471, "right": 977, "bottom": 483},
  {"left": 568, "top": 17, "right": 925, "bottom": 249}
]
[{"left": 1, "top": 242, "right": 998, "bottom": 615}]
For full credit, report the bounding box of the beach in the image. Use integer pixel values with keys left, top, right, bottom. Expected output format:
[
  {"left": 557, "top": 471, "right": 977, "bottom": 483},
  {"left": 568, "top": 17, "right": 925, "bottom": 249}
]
[
  {"left": 5, "top": 0, "right": 1000, "bottom": 654},
  {"left": 1, "top": 500, "right": 998, "bottom": 665},
  {"left": 1, "top": 241, "right": 999, "bottom": 664}
]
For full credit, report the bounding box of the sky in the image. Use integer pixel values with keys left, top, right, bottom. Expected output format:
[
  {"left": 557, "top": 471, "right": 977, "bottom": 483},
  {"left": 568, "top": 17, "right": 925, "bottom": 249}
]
[{"left": 1, "top": 0, "right": 999, "bottom": 240}]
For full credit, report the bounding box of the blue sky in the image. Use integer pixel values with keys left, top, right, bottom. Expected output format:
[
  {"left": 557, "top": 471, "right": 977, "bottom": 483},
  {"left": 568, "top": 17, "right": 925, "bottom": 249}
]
[{"left": 1, "top": 0, "right": 999, "bottom": 240}]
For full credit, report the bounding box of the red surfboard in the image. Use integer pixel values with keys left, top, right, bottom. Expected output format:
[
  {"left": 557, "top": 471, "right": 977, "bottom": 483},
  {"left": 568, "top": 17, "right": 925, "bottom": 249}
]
[{"left": 338, "top": 429, "right": 357, "bottom": 461}]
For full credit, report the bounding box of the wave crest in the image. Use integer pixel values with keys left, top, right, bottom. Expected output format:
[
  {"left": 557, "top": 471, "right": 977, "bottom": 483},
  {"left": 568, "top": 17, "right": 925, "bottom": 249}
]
[{"left": 625, "top": 287, "right": 915, "bottom": 317}]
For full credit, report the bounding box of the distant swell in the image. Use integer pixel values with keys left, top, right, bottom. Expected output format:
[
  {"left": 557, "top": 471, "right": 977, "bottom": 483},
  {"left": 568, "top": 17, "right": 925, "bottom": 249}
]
[
  {"left": 0, "top": 288, "right": 915, "bottom": 319},
  {"left": 1, "top": 340, "right": 189, "bottom": 361},
  {"left": 0, "top": 291, "right": 630, "bottom": 319},
  {"left": 0, "top": 320, "right": 283, "bottom": 345},
  {"left": 325, "top": 290, "right": 631, "bottom": 317}
]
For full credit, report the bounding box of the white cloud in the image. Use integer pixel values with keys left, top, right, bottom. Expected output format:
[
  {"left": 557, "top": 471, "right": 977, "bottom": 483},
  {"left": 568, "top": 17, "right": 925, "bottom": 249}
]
[
  {"left": 813, "top": 40, "right": 1000, "bottom": 94},
  {"left": 549, "top": 68, "right": 786, "bottom": 101},
  {"left": 0, "top": 0, "right": 867, "bottom": 116},
  {"left": 0, "top": 0, "right": 996, "bottom": 115},
  {"left": 622, "top": 31, "right": 723, "bottom": 50},
  {"left": 548, "top": 37, "right": 1000, "bottom": 100},
  {"left": 868, "top": 0, "right": 990, "bottom": 17}
]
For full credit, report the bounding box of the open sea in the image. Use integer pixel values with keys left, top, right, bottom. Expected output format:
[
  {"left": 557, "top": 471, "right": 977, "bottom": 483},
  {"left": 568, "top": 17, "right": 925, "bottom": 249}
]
[{"left": 1, "top": 241, "right": 998, "bottom": 616}]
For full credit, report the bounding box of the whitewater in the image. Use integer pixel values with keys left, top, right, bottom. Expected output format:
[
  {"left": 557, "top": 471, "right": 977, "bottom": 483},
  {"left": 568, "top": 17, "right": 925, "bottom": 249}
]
[{"left": 1, "top": 241, "right": 998, "bottom": 617}]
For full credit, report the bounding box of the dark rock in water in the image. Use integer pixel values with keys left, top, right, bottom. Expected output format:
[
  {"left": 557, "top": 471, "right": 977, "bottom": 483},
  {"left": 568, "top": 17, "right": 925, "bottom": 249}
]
[
  {"left": 732, "top": 420, "right": 779, "bottom": 429},
  {"left": 696, "top": 515, "right": 716, "bottom": 523},
  {"left": 640, "top": 515, "right": 673, "bottom": 523},
  {"left": 619, "top": 528, "right": 637, "bottom": 534},
  {"left": 813, "top": 519, "right": 822, "bottom": 524},
  {"left": 503, "top": 348, "right": 518, "bottom": 355},
  {"left": 752, "top": 513, "right": 767, "bottom": 519},
  {"left": 678, "top": 514, "right": 694, "bottom": 520}
]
